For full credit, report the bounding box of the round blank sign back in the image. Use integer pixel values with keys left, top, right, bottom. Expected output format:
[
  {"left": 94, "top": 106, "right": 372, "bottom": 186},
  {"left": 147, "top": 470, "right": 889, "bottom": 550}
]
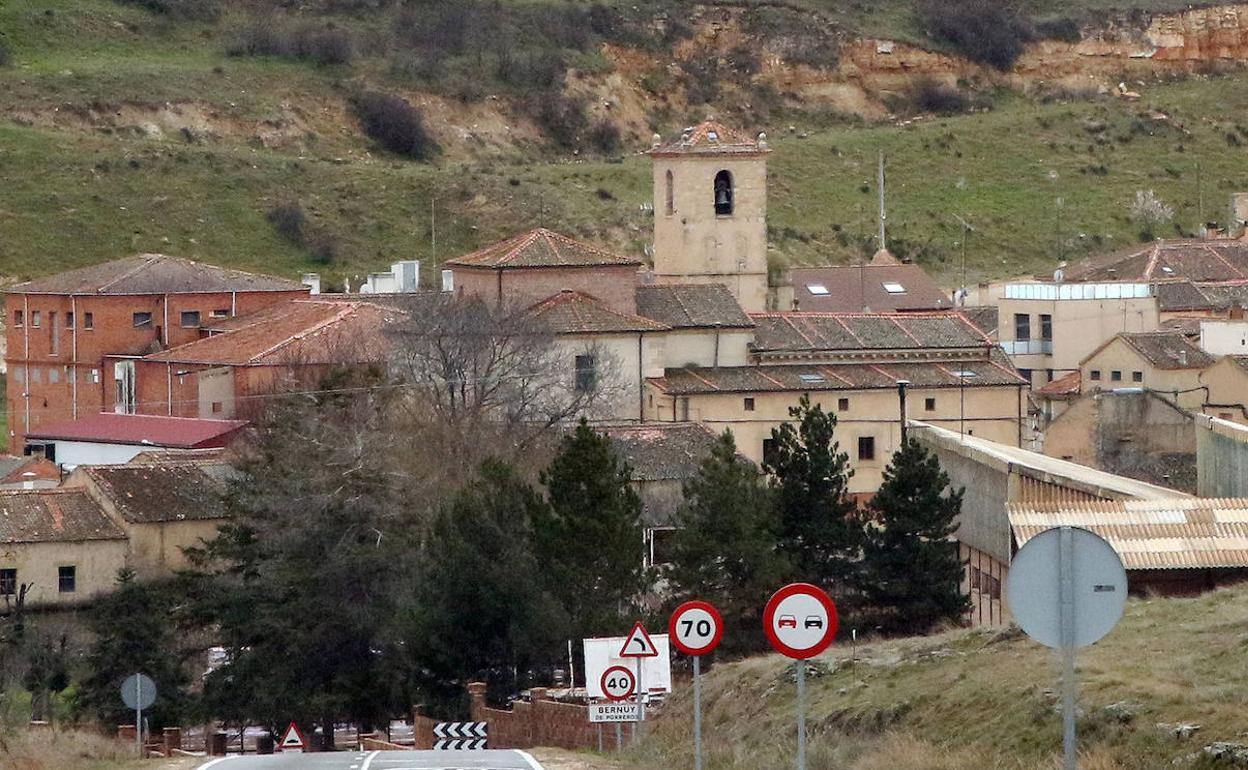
[
  {"left": 1006, "top": 526, "right": 1127, "bottom": 649},
  {"left": 120, "top": 673, "right": 157, "bottom": 710}
]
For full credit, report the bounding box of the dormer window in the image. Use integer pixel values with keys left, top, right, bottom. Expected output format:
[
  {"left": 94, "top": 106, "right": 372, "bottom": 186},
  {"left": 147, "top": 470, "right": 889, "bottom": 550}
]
[
  {"left": 714, "top": 170, "right": 733, "bottom": 216},
  {"left": 707, "top": 130, "right": 719, "bottom": 142}
]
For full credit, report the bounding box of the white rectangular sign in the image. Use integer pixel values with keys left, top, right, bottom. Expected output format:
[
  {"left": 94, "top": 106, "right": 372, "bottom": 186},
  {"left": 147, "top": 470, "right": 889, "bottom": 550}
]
[
  {"left": 588, "top": 703, "right": 642, "bottom": 723},
  {"left": 583, "top": 634, "right": 672, "bottom": 700}
]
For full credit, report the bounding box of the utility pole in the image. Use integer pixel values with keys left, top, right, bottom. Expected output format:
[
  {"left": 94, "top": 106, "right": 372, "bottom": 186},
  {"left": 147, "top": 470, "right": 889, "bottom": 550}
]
[
  {"left": 953, "top": 213, "right": 975, "bottom": 304},
  {"left": 877, "top": 151, "right": 887, "bottom": 253},
  {"left": 1197, "top": 161, "right": 1205, "bottom": 232},
  {"left": 897, "top": 379, "right": 910, "bottom": 444},
  {"left": 430, "top": 197, "right": 437, "bottom": 264}
]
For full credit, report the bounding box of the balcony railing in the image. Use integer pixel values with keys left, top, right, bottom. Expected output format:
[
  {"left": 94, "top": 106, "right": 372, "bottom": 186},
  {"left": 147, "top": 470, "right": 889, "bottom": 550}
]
[{"left": 1000, "top": 339, "right": 1053, "bottom": 355}]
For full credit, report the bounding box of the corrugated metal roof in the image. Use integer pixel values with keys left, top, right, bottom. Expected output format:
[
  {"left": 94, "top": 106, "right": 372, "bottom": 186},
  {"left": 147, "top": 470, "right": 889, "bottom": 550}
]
[{"left": 1008, "top": 498, "right": 1248, "bottom": 570}]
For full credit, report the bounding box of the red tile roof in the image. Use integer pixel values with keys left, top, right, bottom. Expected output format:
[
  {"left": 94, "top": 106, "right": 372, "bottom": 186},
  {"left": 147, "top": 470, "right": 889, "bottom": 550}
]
[
  {"left": 635, "top": 284, "right": 754, "bottom": 329},
  {"left": 27, "top": 413, "right": 247, "bottom": 449},
  {"left": 445, "top": 229, "right": 641, "bottom": 269},
  {"left": 649, "top": 120, "right": 769, "bottom": 157},
  {"left": 1036, "top": 370, "right": 1081, "bottom": 398},
  {"left": 750, "top": 312, "right": 993, "bottom": 354},
  {"left": 143, "top": 299, "right": 405, "bottom": 366},
  {"left": 790, "top": 263, "right": 952, "bottom": 312},
  {"left": 0, "top": 489, "right": 126, "bottom": 544},
  {"left": 1064, "top": 239, "right": 1248, "bottom": 283},
  {"left": 8, "top": 254, "right": 306, "bottom": 295},
  {"left": 528, "top": 291, "right": 669, "bottom": 334}
]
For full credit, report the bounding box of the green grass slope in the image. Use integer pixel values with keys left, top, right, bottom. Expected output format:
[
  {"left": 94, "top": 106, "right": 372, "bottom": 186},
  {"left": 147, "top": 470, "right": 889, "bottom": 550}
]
[
  {"left": 631, "top": 586, "right": 1248, "bottom": 769},
  {"left": 3, "top": 0, "right": 1248, "bottom": 288}
]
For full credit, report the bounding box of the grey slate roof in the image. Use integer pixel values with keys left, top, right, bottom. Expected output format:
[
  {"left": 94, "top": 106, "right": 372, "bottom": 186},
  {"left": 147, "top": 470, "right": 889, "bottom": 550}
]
[
  {"left": 528, "top": 291, "right": 669, "bottom": 334},
  {"left": 8, "top": 254, "right": 306, "bottom": 295},
  {"left": 0, "top": 489, "right": 126, "bottom": 544},
  {"left": 750, "top": 312, "right": 993, "bottom": 354},
  {"left": 80, "top": 462, "right": 232, "bottom": 524},
  {"left": 601, "top": 423, "right": 722, "bottom": 482},
  {"left": 635, "top": 284, "right": 754, "bottom": 329},
  {"left": 1116, "top": 332, "right": 1216, "bottom": 370}
]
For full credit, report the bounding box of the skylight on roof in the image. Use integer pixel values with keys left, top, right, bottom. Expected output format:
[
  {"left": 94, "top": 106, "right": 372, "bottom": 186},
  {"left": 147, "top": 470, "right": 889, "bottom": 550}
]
[
  {"left": 707, "top": 130, "right": 719, "bottom": 141},
  {"left": 807, "top": 284, "right": 829, "bottom": 296},
  {"left": 882, "top": 282, "right": 907, "bottom": 294},
  {"left": 1161, "top": 266, "right": 1174, "bottom": 274},
  {"left": 798, "top": 373, "right": 825, "bottom": 383},
  {"left": 950, "top": 369, "right": 978, "bottom": 378}
]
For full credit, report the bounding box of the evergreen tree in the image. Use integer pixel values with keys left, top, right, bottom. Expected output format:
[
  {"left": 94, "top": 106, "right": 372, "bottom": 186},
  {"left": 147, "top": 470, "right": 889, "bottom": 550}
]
[
  {"left": 533, "top": 419, "right": 646, "bottom": 637},
  {"left": 860, "top": 438, "right": 969, "bottom": 635},
  {"left": 764, "top": 395, "right": 861, "bottom": 590},
  {"left": 667, "top": 431, "right": 788, "bottom": 655},
  {"left": 80, "top": 570, "right": 189, "bottom": 729},
  {"left": 403, "top": 460, "right": 568, "bottom": 711}
]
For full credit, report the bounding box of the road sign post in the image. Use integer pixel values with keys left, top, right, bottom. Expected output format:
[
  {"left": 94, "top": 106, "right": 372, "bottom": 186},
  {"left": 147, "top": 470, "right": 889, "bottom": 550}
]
[
  {"left": 120, "top": 673, "right": 156, "bottom": 758},
  {"left": 619, "top": 621, "right": 657, "bottom": 744},
  {"left": 278, "top": 722, "right": 307, "bottom": 754},
  {"left": 763, "top": 584, "right": 839, "bottom": 770},
  {"left": 670, "top": 600, "right": 724, "bottom": 770},
  {"left": 1006, "top": 526, "right": 1127, "bottom": 770}
]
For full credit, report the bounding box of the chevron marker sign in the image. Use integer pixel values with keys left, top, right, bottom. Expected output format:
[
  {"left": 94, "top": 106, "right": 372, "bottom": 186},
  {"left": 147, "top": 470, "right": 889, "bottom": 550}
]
[{"left": 433, "top": 721, "right": 488, "bottom": 750}]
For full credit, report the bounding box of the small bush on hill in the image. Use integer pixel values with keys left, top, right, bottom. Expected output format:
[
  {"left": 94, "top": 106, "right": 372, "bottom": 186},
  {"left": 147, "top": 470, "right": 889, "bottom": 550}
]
[
  {"left": 228, "top": 17, "right": 355, "bottom": 65},
  {"left": 116, "top": 0, "right": 221, "bottom": 21},
  {"left": 351, "top": 91, "right": 439, "bottom": 161},
  {"left": 589, "top": 119, "right": 621, "bottom": 154},
  {"left": 527, "top": 91, "right": 588, "bottom": 151},
  {"left": 0, "top": 40, "right": 11, "bottom": 68},
  {"left": 1035, "top": 16, "right": 1082, "bottom": 43},
  {"left": 267, "top": 202, "right": 307, "bottom": 243},
  {"left": 918, "top": 0, "right": 1034, "bottom": 70},
  {"left": 901, "top": 77, "right": 973, "bottom": 116}
]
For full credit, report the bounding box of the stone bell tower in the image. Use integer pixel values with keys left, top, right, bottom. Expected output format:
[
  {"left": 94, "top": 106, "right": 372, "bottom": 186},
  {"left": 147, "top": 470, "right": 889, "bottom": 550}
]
[{"left": 649, "top": 120, "right": 770, "bottom": 313}]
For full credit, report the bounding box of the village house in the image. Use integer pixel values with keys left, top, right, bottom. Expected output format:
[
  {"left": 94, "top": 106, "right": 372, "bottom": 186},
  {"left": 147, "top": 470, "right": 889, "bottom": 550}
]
[
  {"left": 1078, "top": 331, "right": 1215, "bottom": 410},
  {"left": 1199, "top": 355, "right": 1248, "bottom": 423},
  {"left": 3, "top": 254, "right": 308, "bottom": 452},
  {"left": 782, "top": 249, "right": 953, "bottom": 313}
]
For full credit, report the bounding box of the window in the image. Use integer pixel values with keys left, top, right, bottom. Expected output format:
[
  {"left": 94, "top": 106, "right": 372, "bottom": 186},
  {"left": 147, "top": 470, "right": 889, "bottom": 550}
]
[
  {"left": 1132, "top": 371, "right": 1143, "bottom": 383},
  {"left": 762, "top": 438, "right": 778, "bottom": 468},
  {"left": 713, "top": 169, "right": 733, "bottom": 216},
  {"left": 30, "top": 311, "right": 41, "bottom": 329},
  {"left": 1018, "top": 368, "right": 1032, "bottom": 384},
  {"left": 0, "top": 569, "right": 15, "bottom": 596},
  {"left": 133, "top": 312, "right": 153, "bottom": 328},
  {"left": 1013, "top": 313, "right": 1030, "bottom": 341},
  {"left": 743, "top": 397, "right": 755, "bottom": 411},
  {"left": 49, "top": 312, "right": 59, "bottom": 356},
  {"left": 211, "top": 308, "right": 230, "bottom": 318},
  {"left": 806, "top": 284, "right": 829, "bottom": 296},
  {"left": 66, "top": 312, "right": 74, "bottom": 329},
  {"left": 1111, "top": 370, "right": 1122, "bottom": 382},
  {"left": 13, "top": 310, "right": 22, "bottom": 327},
  {"left": 12, "top": 368, "right": 23, "bottom": 384},
  {"left": 114, "top": 360, "right": 136, "bottom": 414},
  {"left": 882, "top": 282, "right": 906, "bottom": 295},
  {"left": 837, "top": 397, "right": 849, "bottom": 411},
  {"left": 574, "top": 354, "right": 596, "bottom": 392},
  {"left": 49, "top": 368, "right": 59, "bottom": 384},
  {"left": 90, "top": 368, "right": 100, "bottom": 384},
  {"left": 925, "top": 397, "right": 936, "bottom": 411},
  {"left": 58, "top": 566, "right": 76, "bottom": 594},
  {"left": 1040, "top": 314, "right": 1053, "bottom": 341},
  {"left": 1046, "top": 369, "right": 1054, "bottom": 382},
  {"left": 83, "top": 312, "right": 94, "bottom": 330},
  {"left": 30, "top": 368, "right": 41, "bottom": 384},
  {"left": 181, "top": 310, "right": 201, "bottom": 328},
  {"left": 664, "top": 169, "right": 674, "bottom": 216},
  {"left": 857, "top": 436, "right": 876, "bottom": 461},
  {"left": 1090, "top": 369, "right": 1101, "bottom": 381}
]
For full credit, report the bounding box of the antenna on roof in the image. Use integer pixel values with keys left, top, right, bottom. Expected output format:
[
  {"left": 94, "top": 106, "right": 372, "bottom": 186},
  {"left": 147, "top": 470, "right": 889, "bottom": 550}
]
[
  {"left": 877, "top": 151, "right": 887, "bottom": 254},
  {"left": 430, "top": 197, "right": 437, "bottom": 268}
]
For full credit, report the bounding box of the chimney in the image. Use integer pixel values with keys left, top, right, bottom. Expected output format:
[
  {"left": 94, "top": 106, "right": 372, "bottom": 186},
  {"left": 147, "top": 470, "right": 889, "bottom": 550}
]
[
  {"left": 1178, "top": 349, "right": 1187, "bottom": 367},
  {"left": 301, "top": 273, "right": 321, "bottom": 295}
]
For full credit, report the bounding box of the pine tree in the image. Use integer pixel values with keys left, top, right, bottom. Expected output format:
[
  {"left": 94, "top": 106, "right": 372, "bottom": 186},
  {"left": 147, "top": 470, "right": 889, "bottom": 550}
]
[
  {"left": 534, "top": 419, "right": 646, "bottom": 638},
  {"left": 764, "top": 395, "right": 861, "bottom": 591},
  {"left": 667, "top": 431, "right": 788, "bottom": 655},
  {"left": 860, "top": 437, "right": 969, "bottom": 635}
]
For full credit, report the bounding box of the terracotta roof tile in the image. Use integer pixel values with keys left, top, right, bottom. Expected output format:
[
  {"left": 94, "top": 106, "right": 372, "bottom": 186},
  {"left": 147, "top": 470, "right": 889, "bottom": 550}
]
[
  {"left": 789, "top": 264, "right": 952, "bottom": 312},
  {"left": 1117, "top": 331, "right": 1216, "bottom": 370},
  {"left": 81, "top": 461, "right": 233, "bottom": 524},
  {"left": 445, "top": 229, "right": 641, "bottom": 269},
  {"left": 528, "top": 291, "right": 668, "bottom": 334},
  {"left": 635, "top": 284, "right": 753, "bottom": 329},
  {"left": 1036, "top": 370, "right": 1081, "bottom": 398},
  {"left": 8, "top": 254, "right": 306, "bottom": 295},
  {"left": 144, "top": 299, "right": 405, "bottom": 366},
  {"left": 27, "top": 414, "right": 247, "bottom": 449},
  {"left": 1009, "top": 498, "right": 1248, "bottom": 570},
  {"left": 0, "top": 489, "right": 126, "bottom": 543},
  {"left": 750, "top": 312, "right": 992, "bottom": 354},
  {"left": 649, "top": 120, "right": 768, "bottom": 156},
  {"left": 1065, "top": 240, "right": 1248, "bottom": 283}
]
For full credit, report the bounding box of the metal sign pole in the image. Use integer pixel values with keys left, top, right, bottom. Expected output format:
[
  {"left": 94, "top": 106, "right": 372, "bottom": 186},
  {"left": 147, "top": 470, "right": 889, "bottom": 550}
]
[
  {"left": 693, "top": 655, "right": 703, "bottom": 770},
  {"left": 796, "top": 659, "right": 806, "bottom": 770},
  {"left": 634, "top": 655, "right": 644, "bottom": 746},
  {"left": 615, "top": 723, "right": 622, "bottom": 752},
  {"left": 135, "top": 678, "right": 143, "bottom": 758},
  {"left": 1059, "top": 527, "right": 1077, "bottom": 770}
]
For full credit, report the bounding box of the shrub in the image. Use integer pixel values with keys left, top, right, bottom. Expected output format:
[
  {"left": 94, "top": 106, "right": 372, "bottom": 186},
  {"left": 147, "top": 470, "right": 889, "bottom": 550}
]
[
  {"left": 0, "top": 39, "right": 11, "bottom": 68},
  {"left": 527, "top": 91, "right": 588, "bottom": 151},
  {"left": 294, "top": 26, "right": 355, "bottom": 66},
  {"left": 229, "top": 18, "right": 354, "bottom": 65},
  {"left": 918, "top": 0, "right": 1034, "bottom": 70},
  {"left": 589, "top": 119, "right": 621, "bottom": 154},
  {"left": 267, "top": 202, "right": 307, "bottom": 243},
  {"left": 351, "top": 91, "right": 439, "bottom": 160},
  {"left": 116, "top": 0, "right": 221, "bottom": 21},
  {"left": 904, "top": 77, "right": 972, "bottom": 115},
  {"left": 1035, "top": 16, "right": 1082, "bottom": 43}
]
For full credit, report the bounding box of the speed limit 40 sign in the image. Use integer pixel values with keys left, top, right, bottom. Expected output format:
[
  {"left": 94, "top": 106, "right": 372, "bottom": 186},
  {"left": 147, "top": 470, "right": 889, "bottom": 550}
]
[
  {"left": 600, "top": 665, "right": 636, "bottom": 702},
  {"left": 669, "top": 601, "right": 724, "bottom": 656}
]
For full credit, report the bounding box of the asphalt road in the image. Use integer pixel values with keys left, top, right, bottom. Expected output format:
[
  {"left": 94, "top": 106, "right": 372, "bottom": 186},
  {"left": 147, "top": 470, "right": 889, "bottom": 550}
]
[{"left": 198, "top": 749, "right": 545, "bottom": 770}]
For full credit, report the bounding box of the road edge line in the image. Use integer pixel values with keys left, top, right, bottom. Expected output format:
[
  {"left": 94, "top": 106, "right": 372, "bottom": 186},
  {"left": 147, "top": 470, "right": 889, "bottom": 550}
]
[
  {"left": 359, "top": 749, "right": 381, "bottom": 770},
  {"left": 196, "top": 757, "right": 238, "bottom": 770},
  {"left": 515, "top": 749, "right": 545, "bottom": 770}
]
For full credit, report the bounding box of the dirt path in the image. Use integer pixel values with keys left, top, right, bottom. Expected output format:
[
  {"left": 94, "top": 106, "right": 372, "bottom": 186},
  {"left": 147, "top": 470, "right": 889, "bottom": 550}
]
[{"left": 529, "top": 747, "right": 631, "bottom": 770}]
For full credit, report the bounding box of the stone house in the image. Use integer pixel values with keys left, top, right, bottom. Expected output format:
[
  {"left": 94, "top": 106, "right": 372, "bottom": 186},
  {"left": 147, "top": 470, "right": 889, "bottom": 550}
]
[
  {"left": 1199, "top": 355, "right": 1248, "bottom": 424},
  {"left": 1078, "top": 331, "right": 1215, "bottom": 410}
]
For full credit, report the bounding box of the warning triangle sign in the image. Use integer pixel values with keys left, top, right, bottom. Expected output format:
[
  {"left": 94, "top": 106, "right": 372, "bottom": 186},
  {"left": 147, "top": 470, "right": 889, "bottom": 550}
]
[
  {"left": 279, "top": 722, "right": 306, "bottom": 752},
  {"left": 619, "top": 621, "right": 659, "bottom": 658}
]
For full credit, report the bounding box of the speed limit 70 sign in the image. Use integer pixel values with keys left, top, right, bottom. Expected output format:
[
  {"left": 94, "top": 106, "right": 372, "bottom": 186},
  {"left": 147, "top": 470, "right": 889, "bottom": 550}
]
[
  {"left": 600, "top": 665, "right": 637, "bottom": 702},
  {"left": 669, "top": 601, "right": 724, "bottom": 656}
]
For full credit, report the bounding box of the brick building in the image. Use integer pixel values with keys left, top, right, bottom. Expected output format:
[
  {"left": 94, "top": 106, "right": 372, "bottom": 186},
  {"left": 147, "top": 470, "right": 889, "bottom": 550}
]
[{"left": 4, "top": 254, "right": 307, "bottom": 452}]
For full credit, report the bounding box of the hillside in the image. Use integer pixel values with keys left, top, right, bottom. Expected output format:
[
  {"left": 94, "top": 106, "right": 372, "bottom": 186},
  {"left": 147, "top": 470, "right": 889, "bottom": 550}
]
[
  {"left": 4, "top": 0, "right": 1248, "bottom": 288},
  {"left": 629, "top": 586, "right": 1248, "bottom": 769}
]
